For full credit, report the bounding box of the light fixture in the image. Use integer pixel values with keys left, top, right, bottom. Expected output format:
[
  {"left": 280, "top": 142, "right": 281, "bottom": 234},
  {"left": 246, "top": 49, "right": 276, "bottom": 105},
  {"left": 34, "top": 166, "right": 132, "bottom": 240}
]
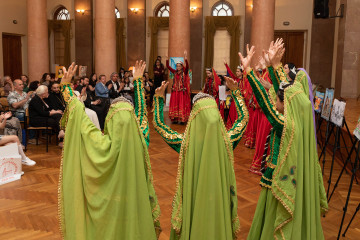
[
  {"left": 190, "top": 6, "right": 197, "bottom": 12},
  {"left": 130, "top": 8, "right": 139, "bottom": 14},
  {"left": 76, "top": 9, "right": 85, "bottom": 15}
]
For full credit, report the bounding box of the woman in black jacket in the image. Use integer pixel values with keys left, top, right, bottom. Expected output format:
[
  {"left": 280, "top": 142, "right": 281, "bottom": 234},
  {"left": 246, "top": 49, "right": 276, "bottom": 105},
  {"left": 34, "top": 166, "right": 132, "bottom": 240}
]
[{"left": 28, "top": 85, "right": 64, "bottom": 140}]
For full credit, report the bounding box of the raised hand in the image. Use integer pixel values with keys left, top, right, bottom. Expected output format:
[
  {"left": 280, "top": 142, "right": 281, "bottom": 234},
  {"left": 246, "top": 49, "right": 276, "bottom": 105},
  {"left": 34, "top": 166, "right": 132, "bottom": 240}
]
[
  {"left": 239, "top": 44, "right": 255, "bottom": 72},
  {"left": 155, "top": 81, "right": 169, "bottom": 96},
  {"left": 225, "top": 77, "right": 239, "bottom": 91},
  {"left": 262, "top": 50, "right": 271, "bottom": 66},
  {"left": 184, "top": 50, "right": 187, "bottom": 59},
  {"left": 268, "top": 38, "right": 284, "bottom": 67},
  {"left": 259, "top": 78, "right": 272, "bottom": 90},
  {"left": 133, "top": 60, "right": 146, "bottom": 80},
  {"left": 61, "top": 62, "right": 78, "bottom": 85},
  {"left": 4, "top": 111, "right": 12, "bottom": 120},
  {"left": 223, "top": 59, "right": 227, "bottom": 65},
  {"left": 258, "top": 56, "right": 266, "bottom": 70}
]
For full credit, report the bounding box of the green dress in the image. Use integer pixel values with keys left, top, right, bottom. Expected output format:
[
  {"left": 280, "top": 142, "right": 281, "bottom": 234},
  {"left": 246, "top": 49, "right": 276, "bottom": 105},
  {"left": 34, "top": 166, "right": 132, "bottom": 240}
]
[
  {"left": 58, "top": 78, "right": 161, "bottom": 240},
  {"left": 246, "top": 69, "right": 328, "bottom": 240},
  {"left": 153, "top": 90, "right": 249, "bottom": 240}
]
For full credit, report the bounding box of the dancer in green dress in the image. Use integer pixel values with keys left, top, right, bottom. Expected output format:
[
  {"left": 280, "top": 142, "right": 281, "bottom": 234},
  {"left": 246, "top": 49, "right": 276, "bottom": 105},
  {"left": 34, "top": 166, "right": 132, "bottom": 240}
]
[
  {"left": 241, "top": 43, "right": 328, "bottom": 240},
  {"left": 58, "top": 62, "right": 161, "bottom": 240},
  {"left": 153, "top": 77, "right": 248, "bottom": 240}
]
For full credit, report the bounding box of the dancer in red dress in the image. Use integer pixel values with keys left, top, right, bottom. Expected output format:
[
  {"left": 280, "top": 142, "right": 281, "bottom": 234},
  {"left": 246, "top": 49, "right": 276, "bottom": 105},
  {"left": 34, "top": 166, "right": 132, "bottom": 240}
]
[
  {"left": 224, "top": 60, "right": 258, "bottom": 148},
  {"left": 166, "top": 51, "right": 191, "bottom": 123},
  {"left": 203, "top": 68, "right": 221, "bottom": 107},
  {"left": 248, "top": 54, "right": 273, "bottom": 175}
]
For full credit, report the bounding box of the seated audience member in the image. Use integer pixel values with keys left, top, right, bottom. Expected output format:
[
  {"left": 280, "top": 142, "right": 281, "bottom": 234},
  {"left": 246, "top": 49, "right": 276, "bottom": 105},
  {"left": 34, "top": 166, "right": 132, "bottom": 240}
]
[
  {"left": 41, "top": 73, "right": 51, "bottom": 86},
  {"left": 121, "top": 76, "right": 134, "bottom": 102},
  {"left": 28, "top": 85, "right": 64, "bottom": 146},
  {"left": 95, "top": 75, "right": 110, "bottom": 98},
  {"left": 73, "top": 88, "right": 101, "bottom": 130},
  {"left": 83, "top": 77, "right": 107, "bottom": 129},
  {"left": 3, "top": 76, "right": 14, "bottom": 96},
  {"left": 0, "top": 111, "right": 23, "bottom": 145},
  {"left": 143, "top": 72, "right": 154, "bottom": 106},
  {"left": 50, "top": 73, "right": 57, "bottom": 83},
  {"left": 7, "top": 79, "right": 34, "bottom": 121},
  {"left": 106, "top": 72, "right": 124, "bottom": 100},
  {"left": 47, "top": 82, "right": 66, "bottom": 112},
  {"left": 119, "top": 68, "right": 125, "bottom": 79},
  {"left": 29, "top": 81, "right": 40, "bottom": 92},
  {"left": 21, "top": 75, "right": 30, "bottom": 93},
  {"left": 0, "top": 112, "right": 35, "bottom": 166},
  {"left": 89, "top": 73, "right": 97, "bottom": 93},
  {"left": 75, "top": 77, "right": 85, "bottom": 93}
]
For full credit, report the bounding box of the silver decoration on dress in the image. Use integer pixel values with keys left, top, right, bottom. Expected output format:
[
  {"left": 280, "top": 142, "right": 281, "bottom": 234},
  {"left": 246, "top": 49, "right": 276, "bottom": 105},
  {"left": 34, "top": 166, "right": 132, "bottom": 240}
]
[
  {"left": 192, "top": 92, "right": 214, "bottom": 104},
  {"left": 111, "top": 96, "right": 134, "bottom": 106}
]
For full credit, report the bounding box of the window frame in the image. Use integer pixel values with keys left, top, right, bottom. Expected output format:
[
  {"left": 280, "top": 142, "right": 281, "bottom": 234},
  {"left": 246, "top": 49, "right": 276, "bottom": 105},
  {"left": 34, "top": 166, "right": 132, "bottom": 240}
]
[
  {"left": 211, "top": 1, "right": 234, "bottom": 17},
  {"left": 154, "top": 1, "right": 170, "bottom": 17}
]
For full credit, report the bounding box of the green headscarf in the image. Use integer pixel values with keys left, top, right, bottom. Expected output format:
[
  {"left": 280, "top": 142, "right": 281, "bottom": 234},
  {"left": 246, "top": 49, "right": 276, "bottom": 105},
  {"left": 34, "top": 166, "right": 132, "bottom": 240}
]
[
  {"left": 271, "top": 81, "right": 328, "bottom": 239},
  {"left": 170, "top": 96, "right": 240, "bottom": 240},
  {"left": 59, "top": 98, "right": 161, "bottom": 240}
]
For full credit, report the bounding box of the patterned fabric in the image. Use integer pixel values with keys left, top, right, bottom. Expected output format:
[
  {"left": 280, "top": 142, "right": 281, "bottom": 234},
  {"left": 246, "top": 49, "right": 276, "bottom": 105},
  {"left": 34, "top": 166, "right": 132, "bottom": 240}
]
[{"left": 7, "top": 91, "right": 30, "bottom": 113}]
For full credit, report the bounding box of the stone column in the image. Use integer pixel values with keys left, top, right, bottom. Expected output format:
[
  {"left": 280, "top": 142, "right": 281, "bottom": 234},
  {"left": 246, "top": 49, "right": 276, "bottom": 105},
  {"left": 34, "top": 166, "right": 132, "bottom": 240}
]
[
  {"left": 250, "top": 0, "right": 275, "bottom": 66},
  {"left": 94, "top": 0, "right": 116, "bottom": 78},
  {"left": 169, "top": 0, "right": 190, "bottom": 60},
  {"left": 27, "top": 0, "right": 49, "bottom": 81}
]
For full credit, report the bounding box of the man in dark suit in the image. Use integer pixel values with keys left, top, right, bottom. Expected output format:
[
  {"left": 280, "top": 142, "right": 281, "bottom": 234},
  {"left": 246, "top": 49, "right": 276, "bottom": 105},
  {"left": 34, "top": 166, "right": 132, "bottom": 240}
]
[{"left": 106, "top": 72, "right": 124, "bottom": 100}]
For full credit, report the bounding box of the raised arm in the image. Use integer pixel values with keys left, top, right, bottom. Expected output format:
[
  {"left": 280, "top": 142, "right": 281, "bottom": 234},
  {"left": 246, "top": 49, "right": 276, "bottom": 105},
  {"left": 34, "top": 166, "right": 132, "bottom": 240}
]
[
  {"left": 60, "top": 63, "right": 77, "bottom": 104},
  {"left": 226, "top": 83, "right": 249, "bottom": 150},
  {"left": 133, "top": 61, "right": 150, "bottom": 146},
  {"left": 166, "top": 59, "right": 176, "bottom": 74},
  {"left": 153, "top": 82, "right": 183, "bottom": 153},
  {"left": 247, "top": 69, "right": 284, "bottom": 131}
]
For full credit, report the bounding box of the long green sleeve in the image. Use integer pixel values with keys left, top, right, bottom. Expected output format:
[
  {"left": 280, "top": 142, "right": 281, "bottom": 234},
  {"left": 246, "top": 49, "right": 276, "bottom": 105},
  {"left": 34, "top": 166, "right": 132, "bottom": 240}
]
[
  {"left": 133, "top": 77, "right": 150, "bottom": 147},
  {"left": 153, "top": 95, "right": 183, "bottom": 153},
  {"left": 60, "top": 83, "right": 75, "bottom": 104},
  {"left": 227, "top": 89, "right": 249, "bottom": 150},
  {"left": 247, "top": 69, "right": 284, "bottom": 132},
  {"left": 267, "top": 66, "right": 280, "bottom": 94}
]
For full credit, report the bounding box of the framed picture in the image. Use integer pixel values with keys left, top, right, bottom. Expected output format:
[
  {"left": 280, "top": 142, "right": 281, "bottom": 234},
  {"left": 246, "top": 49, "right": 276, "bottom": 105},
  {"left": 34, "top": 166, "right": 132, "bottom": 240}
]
[
  {"left": 353, "top": 116, "right": 360, "bottom": 141},
  {"left": 330, "top": 99, "right": 346, "bottom": 127},
  {"left": 321, "top": 88, "right": 334, "bottom": 121},
  {"left": 55, "top": 66, "right": 65, "bottom": 79},
  {"left": 79, "top": 66, "right": 87, "bottom": 77},
  {"left": 314, "top": 91, "right": 325, "bottom": 113}
]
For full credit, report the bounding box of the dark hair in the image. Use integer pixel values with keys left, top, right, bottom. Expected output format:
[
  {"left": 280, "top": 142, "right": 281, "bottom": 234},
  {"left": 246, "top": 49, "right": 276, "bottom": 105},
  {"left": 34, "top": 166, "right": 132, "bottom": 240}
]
[
  {"left": 277, "top": 82, "right": 294, "bottom": 102},
  {"left": 21, "top": 75, "right": 29, "bottom": 84},
  {"left": 218, "top": 75, "right": 226, "bottom": 85},
  {"left": 29, "top": 81, "right": 40, "bottom": 91},
  {"left": 285, "top": 63, "right": 297, "bottom": 81},
  {"left": 90, "top": 73, "right": 97, "bottom": 80},
  {"left": 157, "top": 56, "right": 162, "bottom": 59},
  {"left": 41, "top": 73, "right": 50, "bottom": 83}
]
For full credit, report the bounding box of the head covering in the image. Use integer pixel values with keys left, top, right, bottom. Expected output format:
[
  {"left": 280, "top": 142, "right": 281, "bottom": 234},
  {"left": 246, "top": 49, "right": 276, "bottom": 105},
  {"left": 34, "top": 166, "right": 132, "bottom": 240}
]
[
  {"left": 271, "top": 81, "right": 328, "bottom": 239},
  {"left": 286, "top": 63, "right": 297, "bottom": 81},
  {"left": 170, "top": 97, "right": 240, "bottom": 239},
  {"left": 59, "top": 99, "right": 161, "bottom": 239}
]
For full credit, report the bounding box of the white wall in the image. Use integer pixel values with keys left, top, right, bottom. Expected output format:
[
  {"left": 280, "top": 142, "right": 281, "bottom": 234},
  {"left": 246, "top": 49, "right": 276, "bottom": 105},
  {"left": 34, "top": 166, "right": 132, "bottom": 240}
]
[
  {"left": 274, "top": 0, "right": 313, "bottom": 70},
  {"left": 0, "top": 0, "right": 28, "bottom": 77}
]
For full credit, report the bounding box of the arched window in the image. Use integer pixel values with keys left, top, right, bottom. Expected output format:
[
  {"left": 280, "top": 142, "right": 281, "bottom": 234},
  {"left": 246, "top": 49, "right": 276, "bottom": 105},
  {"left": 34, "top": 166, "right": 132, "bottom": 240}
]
[
  {"left": 115, "top": 7, "right": 120, "bottom": 18},
  {"left": 155, "top": 2, "right": 170, "bottom": 17},
  {"left": 54, "top": 6, "right": 70, "bottom": 20},
  {"left": 212, "top": 1, "right": 233, "bottom": 16}
]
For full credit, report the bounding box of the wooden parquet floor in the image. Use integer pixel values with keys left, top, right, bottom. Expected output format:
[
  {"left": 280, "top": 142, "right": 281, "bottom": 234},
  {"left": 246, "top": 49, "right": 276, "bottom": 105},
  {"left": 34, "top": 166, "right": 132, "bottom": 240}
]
[{"left": 0, "top": 112, "right": 359, "bottom": 239}]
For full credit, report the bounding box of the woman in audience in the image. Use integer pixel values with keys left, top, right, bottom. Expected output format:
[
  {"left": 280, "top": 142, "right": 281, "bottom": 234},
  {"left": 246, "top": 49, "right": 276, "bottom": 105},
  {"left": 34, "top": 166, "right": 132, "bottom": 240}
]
[
  {"left": 153, "top": 59, "right": 165, "bottom": 90},
  {"left": 0, "top": 112, "right": 35, "bottom": 166},
  {"left": 1, "top": 111, "right": 23, "bottom": 145},
  {"left": 122, "top": 76, "right": 134, "bottom": 102},
  {"left": 21, "top": 75, "right": 30, "bottom": 93},
  {"left": 28, "top": 85, "right": 64, "bottom": 146},
  {"left": 3, "top": 76, "right": 14, "bottom": 96},
  {"left": 28, "top": 81, "right": 40, "bottom": 92},
  {"left": 41, "top": 73, "right": 51, "bottom": 86},
  {"left": 59, "top": 61, "right": 161, "bottom": 239},
  {"left": 143, "top": 72, "right": 154, "bottom": 106},
  {"left": 153, "top": 76, "right": 248, "bottom": 239}
]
